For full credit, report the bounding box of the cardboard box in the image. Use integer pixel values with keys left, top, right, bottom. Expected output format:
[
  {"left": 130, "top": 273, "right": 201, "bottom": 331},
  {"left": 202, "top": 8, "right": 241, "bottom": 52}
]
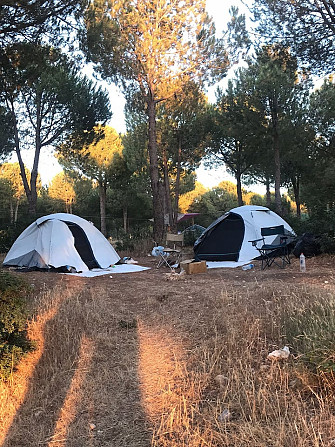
[{"left": 181, "top": 259, "right": 207, "bottom": 275}]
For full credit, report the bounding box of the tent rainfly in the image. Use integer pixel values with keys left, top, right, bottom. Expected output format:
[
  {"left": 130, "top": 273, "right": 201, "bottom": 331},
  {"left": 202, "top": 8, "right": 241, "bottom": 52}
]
[
  {"left": 3, "top": 213, "right": 120, "bottom": 272},
  {"left": 194, "top": 205, "right": 295, "bottom": 263}
]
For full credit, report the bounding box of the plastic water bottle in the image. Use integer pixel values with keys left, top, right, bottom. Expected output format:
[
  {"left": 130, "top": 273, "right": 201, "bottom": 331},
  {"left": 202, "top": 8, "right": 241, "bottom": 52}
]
[
  {"left": 300, "top": 253, "right": 306, "bottom": 273},
  {"left": 242, "top": 263, "right": 254, "bottom": 271}
]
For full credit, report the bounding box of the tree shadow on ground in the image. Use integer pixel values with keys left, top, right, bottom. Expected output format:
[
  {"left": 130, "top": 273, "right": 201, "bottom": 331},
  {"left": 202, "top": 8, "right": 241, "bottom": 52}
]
[{"left": 2, "top": 280, "right": 152, "bottom": 447}]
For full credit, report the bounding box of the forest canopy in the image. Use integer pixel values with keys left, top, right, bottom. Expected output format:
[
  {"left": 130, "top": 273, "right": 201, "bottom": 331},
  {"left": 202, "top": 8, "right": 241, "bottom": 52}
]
[{"left": 0, "top": 0, "right": 334, "bottom": 249}]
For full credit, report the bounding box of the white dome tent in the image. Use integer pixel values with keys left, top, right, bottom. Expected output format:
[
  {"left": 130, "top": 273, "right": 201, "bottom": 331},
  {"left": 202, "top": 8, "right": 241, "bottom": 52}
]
[
  {"left": 3, "top": 213, "right": 120, "bottom": 272},
  {"left": 194, "top": 205, "right": 296, "bottom": 265}
]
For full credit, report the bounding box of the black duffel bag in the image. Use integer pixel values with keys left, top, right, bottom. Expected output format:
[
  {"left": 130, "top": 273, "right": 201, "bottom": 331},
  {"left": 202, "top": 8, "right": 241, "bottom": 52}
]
[{"left": 292, "top": 232, "right": 321, "bottom": 258}]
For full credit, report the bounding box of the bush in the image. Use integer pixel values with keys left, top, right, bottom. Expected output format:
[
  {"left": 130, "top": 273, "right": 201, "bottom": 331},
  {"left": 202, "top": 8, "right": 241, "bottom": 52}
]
[
  {"left": 0, "top": 218, "right": 33, "bottom": 253},
  {"left": 0, "top": 272, "right": 34, "bottom": 381},
  {"left": 0, "top": 227, "right": 19, "bottom": 253},
  {"left": 286, "top": 214, "right": 335, "bottom": 254},
  {"left": 183, "top": 225, "right": 206, "bottom": 246},
  {"left": 111, "top": 224, "right": 153, "bottom": 254}
]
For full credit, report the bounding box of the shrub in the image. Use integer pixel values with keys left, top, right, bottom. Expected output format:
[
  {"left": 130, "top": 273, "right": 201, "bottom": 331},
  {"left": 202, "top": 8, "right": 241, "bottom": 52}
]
[
  {"left": 0, "top": 219, "right": 33, "bottom": 253},
  {"left": 0, "top": 272, "right": 34, "bottom": 381},
  {"left": 286, "top": 214, "right": 335, "bottom": 254},
  {"left": 183, "top": 225, "right": 206, "bottom": 246},
  {"left": 112, "top": 224, "right": 153, "bottom": 254}
]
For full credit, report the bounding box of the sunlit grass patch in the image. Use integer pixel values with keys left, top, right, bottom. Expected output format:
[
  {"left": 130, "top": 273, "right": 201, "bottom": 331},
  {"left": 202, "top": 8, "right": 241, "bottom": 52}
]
[{"left": 150, "top": 284, "right": 335, "bottom": 446}]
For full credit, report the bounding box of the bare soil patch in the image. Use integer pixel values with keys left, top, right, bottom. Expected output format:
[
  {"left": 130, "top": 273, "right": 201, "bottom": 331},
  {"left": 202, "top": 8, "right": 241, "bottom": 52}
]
[
  {"left": 8, "top": 252, "right": 335, "bottom": 296},
  {"left": 1, "top": 254, "right": 335, "bottom": 446}
]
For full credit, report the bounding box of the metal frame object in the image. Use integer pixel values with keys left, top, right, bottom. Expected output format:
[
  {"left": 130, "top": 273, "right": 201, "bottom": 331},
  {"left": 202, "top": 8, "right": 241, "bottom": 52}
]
[
  {"left": 249, "top": 225, "right": 290, "bottom": 270},
  {"left": 156, "top": 233, "right": 184, "bottom": 270}
]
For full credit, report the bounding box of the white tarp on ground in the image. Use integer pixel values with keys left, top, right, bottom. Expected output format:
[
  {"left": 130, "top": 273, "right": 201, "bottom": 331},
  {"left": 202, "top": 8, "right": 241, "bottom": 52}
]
[
  {"left": 206, "top": 261, "right": 249, "bottom": 269},
  {"left": 64, "top": 264, "right": 150, "bottom": 277}
]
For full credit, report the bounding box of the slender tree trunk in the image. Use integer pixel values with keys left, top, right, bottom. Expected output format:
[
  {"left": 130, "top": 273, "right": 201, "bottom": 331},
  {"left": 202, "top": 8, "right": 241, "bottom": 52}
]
[
  {"left": 159, "top": 181, "right": 166, "bottom": 226},
  {"left": 9, "top": 99, "right": 32, "bottom": 210},
  {"left": 265, "top": 177, "right": 271, "bottom": 208},
  {"left": 162, "top": 146, "right": 173, "bottom": 231},
  {"left": 29, "top": 160, "right": 39, "bottom": 215},
  {"left": 147, "top": 94, "right": 164, "bottom": 242},
  {"left": 14, "top": 200, "right": 19, "bottom": 223},
  {"left": 271, "top": 98, "right": 282, "bottom": 214},
  {"left": 99, "top": 181, "right": 107, "bottom": 236},
  {"left": 236, "top": 171, "right": 243, "bottom": 206},
  {"left": 123, "top": 206, "right": 128, "bottom": 233},
  {"left": 29, "top": 99, "right": 43, "bottom": 215},
  {"left": 15, "top": 135, "right": 31, "bottom": 205},
  {"left": 65, "top": 200, "right": 72, "bottom": 214},
  {"left": 172, "top": 137, "right": 182, "bottom": 233},
  {"left": 234, "top": 141, "right": 244, "bottom": 207},
  {"left": 9, "top": 200, "right": 14, "bottom": 224},
  {"left": 273, "top": 130, "right": 282, "bottom": 214},
  {"left": 292, "top": 176, "right": 301, "bottom": 218}
]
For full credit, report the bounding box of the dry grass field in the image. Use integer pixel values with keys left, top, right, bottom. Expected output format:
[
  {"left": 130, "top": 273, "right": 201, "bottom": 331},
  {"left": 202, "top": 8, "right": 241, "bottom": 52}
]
[{"left": 1, "top": 254, "right": 335, "bottom": 446}]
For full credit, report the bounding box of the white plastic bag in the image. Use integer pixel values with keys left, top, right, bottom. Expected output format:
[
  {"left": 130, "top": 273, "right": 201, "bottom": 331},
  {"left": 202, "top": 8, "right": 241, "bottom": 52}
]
[{"left": 151, "top": 246, "right": 164, "bottom": 257}]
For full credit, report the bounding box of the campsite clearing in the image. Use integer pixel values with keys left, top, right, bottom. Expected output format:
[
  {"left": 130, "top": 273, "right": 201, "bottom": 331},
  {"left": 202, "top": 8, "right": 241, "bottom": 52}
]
[{"left": 1, "top": 254, "right": 335, "bottom": 446}]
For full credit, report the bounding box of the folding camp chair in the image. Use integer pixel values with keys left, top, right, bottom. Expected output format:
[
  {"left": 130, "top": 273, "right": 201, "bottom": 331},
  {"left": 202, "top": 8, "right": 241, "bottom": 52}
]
[
  {"left": 249, "top": 225, "right": 290, "bottom": 270},
  {"left": 156, "top": 233, "right": 184, "bottom": 270}
]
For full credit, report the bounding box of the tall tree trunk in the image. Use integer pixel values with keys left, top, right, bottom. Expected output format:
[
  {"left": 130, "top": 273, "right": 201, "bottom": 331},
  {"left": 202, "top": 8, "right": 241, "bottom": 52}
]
[
  {"left": 159, "top": 181, "right": 166, "bottom": 225},
  {"left": 236, "top": 170, "right": 243, "bottom": 206},
  {"left": 14, "top": 200, "right": 19, "bottom": 223},
  {"left": 292, "top": 176, "right": 301, "bottom": 218},
  {"left": 65, "top": 199, "right": 72, "bottom": 214},
  {"left": 273, "top": 130, "right": 282, "bottom": 214},
  {"left": 29, "top": 99, "right": 43, "bottom": 216},
  {"left": 29, "top": 163, "right": 39, "bottom": 215},
  {"left": 123, "top": 206, "right": 128, "bottom": 233},
  {"left": 9, "top": 99, "right": 32, "bottom": 211},
  {"left": 271, "top": 98, "right": 282, "bottom": 214},
  {"left": 99, "top": 181, "right": 107, "bottom": 236},
  {"left": 147, "top": 94, "right": 164, "bottom": 242},
  {"left": 234, "top": 141, "right": 244, "bottom": 207},
  {"left": 9, "top": 200, "right": 14, "bottom": 224},
  {"left": 162, "top": 146, "right": 173, "bottom": 231},
  {"left": 265, "top": 177, "right": 271, "bottom": 208},
  {"left": 172, "top": 137, "right": 182, "bottom": 233}
]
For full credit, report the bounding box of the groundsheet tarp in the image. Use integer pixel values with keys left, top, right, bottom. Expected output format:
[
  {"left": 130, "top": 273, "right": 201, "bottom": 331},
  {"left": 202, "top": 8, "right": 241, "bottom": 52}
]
[
  {"left": 64, "top": 264, "right": 150, "bottom": 277},
  {"left": 206, "top": 261, "right": 249, "bottom": 269}
]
